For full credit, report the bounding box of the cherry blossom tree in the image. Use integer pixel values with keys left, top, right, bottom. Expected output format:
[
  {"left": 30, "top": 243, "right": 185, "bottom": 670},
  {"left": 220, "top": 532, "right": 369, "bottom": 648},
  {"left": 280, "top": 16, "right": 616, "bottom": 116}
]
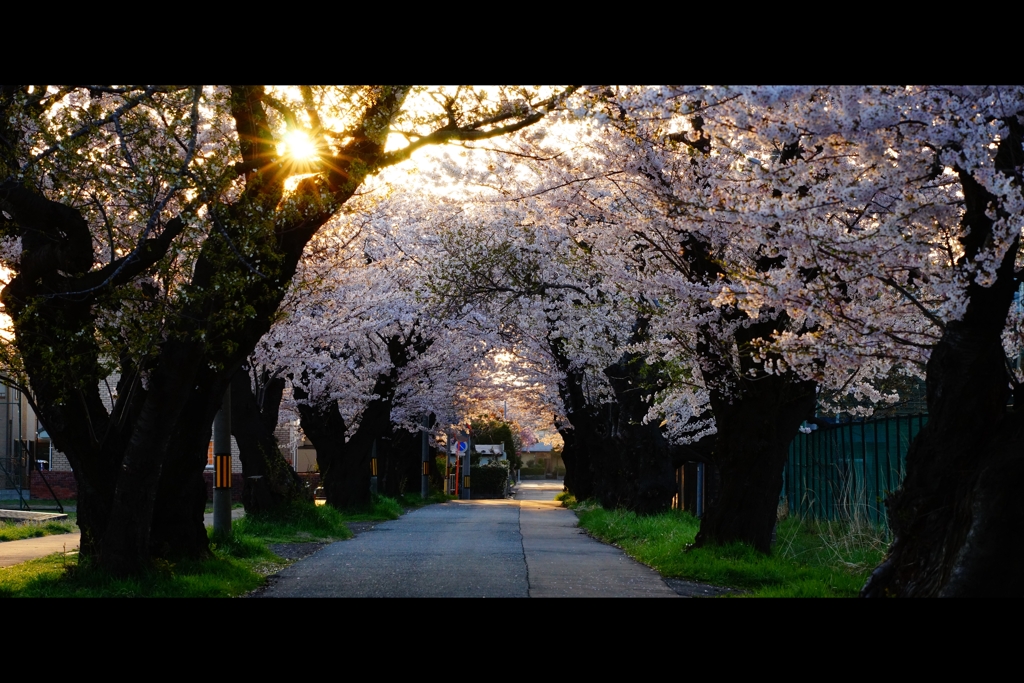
[
  {"left": 568, "top": 86, "right": 1023, "bottom": 592},
  {"left": 253, "top": 189, "right": 526, "bottom": 506},
  {"left": 0, "top": 85, "right": 573, "bottom": 574}
]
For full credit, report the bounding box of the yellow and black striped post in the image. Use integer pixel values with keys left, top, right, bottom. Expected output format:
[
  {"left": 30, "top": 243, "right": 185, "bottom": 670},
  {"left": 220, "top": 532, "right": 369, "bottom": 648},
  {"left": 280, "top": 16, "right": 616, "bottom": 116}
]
[
  {"left": 369, "top": 438, "right": 378, "bottom": 495},
  {"left": 215, "top": 455, "right": 231, "bottom": 488},
  {"left": 421, "top": 414, "right": 430, "bottom": 500},
  {"left": 212, "top": 388, "right": 232, "bottom": 537}
]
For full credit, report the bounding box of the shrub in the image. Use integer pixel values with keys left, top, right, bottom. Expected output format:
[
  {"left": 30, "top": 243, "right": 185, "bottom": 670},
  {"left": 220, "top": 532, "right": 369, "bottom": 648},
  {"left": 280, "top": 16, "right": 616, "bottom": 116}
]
[{"left": 471, "top": 464, "right": 509, "bottom": 499}]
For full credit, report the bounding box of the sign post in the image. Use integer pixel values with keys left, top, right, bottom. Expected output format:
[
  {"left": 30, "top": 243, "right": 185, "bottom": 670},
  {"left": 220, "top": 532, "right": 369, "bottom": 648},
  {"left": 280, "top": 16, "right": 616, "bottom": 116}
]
[
  {"left": 461, "top": 431, "right": 471, "bottom": 500},
  {"left": 212, "top": 388, "right": 231, "bottom": 537}
]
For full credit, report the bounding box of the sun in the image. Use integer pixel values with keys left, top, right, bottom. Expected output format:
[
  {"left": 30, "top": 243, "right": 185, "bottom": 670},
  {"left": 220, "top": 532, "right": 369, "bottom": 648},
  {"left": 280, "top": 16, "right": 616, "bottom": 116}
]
[{"left": 280, "top": 130, "right": 319, "bottom": 163}]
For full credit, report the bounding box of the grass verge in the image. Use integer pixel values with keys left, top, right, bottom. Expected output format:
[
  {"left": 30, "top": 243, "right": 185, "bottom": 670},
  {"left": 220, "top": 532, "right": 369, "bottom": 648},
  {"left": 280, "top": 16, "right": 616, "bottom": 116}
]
[
  {"left": 571, "top": 500, "right": 886, "bottom": 597},
  {"left": 0, "top": 535, "right": 281, "bottom": 598},
  {"left": 233, "top": 499, "right": 356, "bottom": 543},
  {"left": 1, "top": 519, "right": 77, "bottom": 543},
  {"left": 1, "top": 492, "right": 444, "bottom": 597}
]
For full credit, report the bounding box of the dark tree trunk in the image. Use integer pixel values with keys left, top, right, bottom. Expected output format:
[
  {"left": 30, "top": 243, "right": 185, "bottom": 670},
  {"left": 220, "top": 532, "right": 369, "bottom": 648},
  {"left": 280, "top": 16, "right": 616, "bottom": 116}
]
[
  {"left": 597, "top": 350, "right": 676, "bottom": 515},
  {"left": 862, "top": 121, "right": 1024, "bottom": 597},
  {"left": 328, "top": 393, "right": 393, "bottom": 508},
  {"left": 293, "top": 384, "right": 350, "bottom": 504},
  {"left": 550, "top": 332, "right": 676, "bottom": 513},
  {"left": 378, "top": 426, "right": 422, "bottom": 498},
  {"left": 294, "top": 333, "right": 426, "bottom": 509},
  {"left": 557, "top": 424, "right": 582, "bottom": 496},
  {"left": 694, "top": 371, "right": 817, "bottom": 553},
  {"left": 231, "top": 368, "right": 311, "bottom": 514},
  {"left": 550, "top": 341, "right": 597, "bottom": 501}
]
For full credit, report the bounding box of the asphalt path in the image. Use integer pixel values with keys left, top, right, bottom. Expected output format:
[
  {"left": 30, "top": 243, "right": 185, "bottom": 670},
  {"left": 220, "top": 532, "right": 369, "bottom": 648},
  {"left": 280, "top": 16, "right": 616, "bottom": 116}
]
[{"left": 259, "top": 480, "right": 679, "bottom": 598}]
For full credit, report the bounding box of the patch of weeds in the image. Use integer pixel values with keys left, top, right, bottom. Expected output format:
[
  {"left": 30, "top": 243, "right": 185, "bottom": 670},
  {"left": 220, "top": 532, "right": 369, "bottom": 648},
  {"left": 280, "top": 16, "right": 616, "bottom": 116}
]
[
  {"left": 0, "top": 539, "right": 275, "bottom": 598},
  {"left": 371, "top": 495, "right": 403, "bottom": 519},
  {"left": 0, "top": 519, "right": 77, "bottom": 543},
  {"left": 233, "top": 501, "right": 353, "bottom": 544},
  {"left": 554, "top": 491, "right": 576, "bottom": 507},
  {"left": 573, "top": 503, "right": 886, "bottom": 598}
]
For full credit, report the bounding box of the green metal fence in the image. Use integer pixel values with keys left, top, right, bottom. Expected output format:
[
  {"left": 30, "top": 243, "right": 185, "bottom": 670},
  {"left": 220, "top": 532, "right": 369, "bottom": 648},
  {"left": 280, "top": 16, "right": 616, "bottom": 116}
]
[{"left": 784, "top": 414, "right": 928, "bottom": 527}]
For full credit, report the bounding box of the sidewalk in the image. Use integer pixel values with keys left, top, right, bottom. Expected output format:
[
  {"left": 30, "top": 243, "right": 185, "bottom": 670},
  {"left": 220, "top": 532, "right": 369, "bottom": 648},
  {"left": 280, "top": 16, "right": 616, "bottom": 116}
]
[{"left": 0, "top": 533, "right": 80, "bottom": 569}]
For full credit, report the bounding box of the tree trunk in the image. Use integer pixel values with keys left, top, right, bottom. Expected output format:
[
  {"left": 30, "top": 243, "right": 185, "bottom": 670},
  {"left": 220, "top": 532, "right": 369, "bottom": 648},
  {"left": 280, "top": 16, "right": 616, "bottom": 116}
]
[
  {"left": 551, "top": 342, "right": 597, "bottom": 501},
  {"left": 863, "top": 326, "right": 1024, "bottom": 597},
  {"left": 231, "top": 368, "right": 311, "bottom": 514},
  {"left": 329, "top": 395, "right": 393, "bottom": 508},
  {"left": 862, "top": 124, "right": 1024, "bottom": 596},
  {"left": 598, "top": 351, "right": 676, "bottom": 515},
  {"left": 294, "top": 376, "right": 393, "bottom": 510},
  {"left": 378, "top": 426, "right": 422, "bottom": 498},
  {"left": 694, "top": 371, "right": 817, "bottom": 553}
]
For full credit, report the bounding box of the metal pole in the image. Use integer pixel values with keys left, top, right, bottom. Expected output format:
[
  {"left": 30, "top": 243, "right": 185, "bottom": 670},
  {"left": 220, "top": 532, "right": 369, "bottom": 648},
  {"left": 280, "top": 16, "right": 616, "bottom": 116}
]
[
  {"left": 696, "top": 462, "right": 704, "bottom": 518},
  {"left": 461, "top": 431, "right": 471, "bottom": 500},
  {"left": 212, "top": 388, "right": 232, "bottom": 537},
  {"left": 421, "top": 414, "right": 429, "bottom": 499},
  {"left": 370, "top": 438, "right": 378, "bottom": 496}
]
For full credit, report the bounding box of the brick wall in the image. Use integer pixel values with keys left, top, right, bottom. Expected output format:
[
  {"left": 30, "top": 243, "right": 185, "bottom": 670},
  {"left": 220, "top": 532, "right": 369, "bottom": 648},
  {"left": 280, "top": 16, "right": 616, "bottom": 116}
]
[
  {"left": 202, "top": 471, "right": 244, "bottom": 502},
  {"left": 29, "top": 469, "right": 77, "bottom": 500},
  {"left": 28, "top": 469, "right": 246, "bottom": 503}
]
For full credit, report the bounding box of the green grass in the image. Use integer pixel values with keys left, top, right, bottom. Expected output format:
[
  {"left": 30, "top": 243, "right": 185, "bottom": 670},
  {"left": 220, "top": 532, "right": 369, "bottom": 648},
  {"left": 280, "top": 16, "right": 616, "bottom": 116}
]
[
  {"left": 571, "top": 500, "right": 887, "bottom": 597},
  {"left": 0, "top": 519, "right": 77, "bottom": 543},
  {"left": 0, "top": 535, "right": 281, "bottom": 598},
  {"left": 232, "top": 500, "right": 355, "bottom": 543}
]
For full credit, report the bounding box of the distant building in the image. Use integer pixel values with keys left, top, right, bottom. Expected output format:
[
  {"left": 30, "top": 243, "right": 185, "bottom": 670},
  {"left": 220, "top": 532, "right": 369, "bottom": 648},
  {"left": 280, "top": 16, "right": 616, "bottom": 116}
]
[{"left": 474, "top": 443, "right": 506, "bottom": 466}]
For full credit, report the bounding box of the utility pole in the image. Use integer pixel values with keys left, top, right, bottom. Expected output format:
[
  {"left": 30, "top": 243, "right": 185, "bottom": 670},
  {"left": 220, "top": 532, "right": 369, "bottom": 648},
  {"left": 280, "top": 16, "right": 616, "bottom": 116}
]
[
  {"left": 421, "top": 414, "right": 430, "bottom": 499},
  {"left": 212, "top": 388, "right": 232, "bottom": 537},
  {"left": 370, "top": 438, "right": 378, "bottom": 495}
]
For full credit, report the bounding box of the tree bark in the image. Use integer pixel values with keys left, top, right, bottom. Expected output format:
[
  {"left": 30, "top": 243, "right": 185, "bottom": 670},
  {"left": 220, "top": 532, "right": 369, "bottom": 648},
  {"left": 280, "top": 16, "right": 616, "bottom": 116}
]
[
  {"left": 599, "top": 351, "right": 677, "bottom": 515},
  {"left": 378, "top": 426, "right": 423, "bottom": 498},
  {"left": 293, "top": 333, "right": 424, "bottom": 509},
  {"left": 694, "top": 370, "right": 817, "bottom": 552},
  {"left": 550, "top": 341, "right": 597, "bottom": 501},
  {"left": 231, "top": 368, "right": 311, "bottom": 514},
  {"left": 551, "top": 333, "right": 677, "bottom": 513},
  {"left": 862, "top": 120, "right": 1024, "bottom": 597}
]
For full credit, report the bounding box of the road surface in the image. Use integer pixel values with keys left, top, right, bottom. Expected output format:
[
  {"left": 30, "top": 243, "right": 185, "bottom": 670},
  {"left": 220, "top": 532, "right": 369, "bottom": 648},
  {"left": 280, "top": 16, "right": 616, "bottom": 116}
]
[{"left": 259, "top": 480, "right": 679, "bottom": 598}]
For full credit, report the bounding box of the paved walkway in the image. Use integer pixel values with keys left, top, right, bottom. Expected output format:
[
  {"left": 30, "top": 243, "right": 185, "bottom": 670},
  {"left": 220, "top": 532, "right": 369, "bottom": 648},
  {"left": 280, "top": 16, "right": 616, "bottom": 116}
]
[
  {"left": 0, "top": 533, "right": 80, "bottom": 568},
  {"left": 258, "top": 481, "right": 679, "bottom": 598},
  {"left": 516, "top": 482, "right": 678, "bottom": 597}
]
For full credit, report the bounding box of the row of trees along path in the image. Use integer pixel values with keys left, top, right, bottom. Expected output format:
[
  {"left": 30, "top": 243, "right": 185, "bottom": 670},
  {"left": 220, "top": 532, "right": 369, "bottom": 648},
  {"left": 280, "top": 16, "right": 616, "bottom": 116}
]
[{"left": 0, "top": 86, "right": 1021, "bottom": 596}]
